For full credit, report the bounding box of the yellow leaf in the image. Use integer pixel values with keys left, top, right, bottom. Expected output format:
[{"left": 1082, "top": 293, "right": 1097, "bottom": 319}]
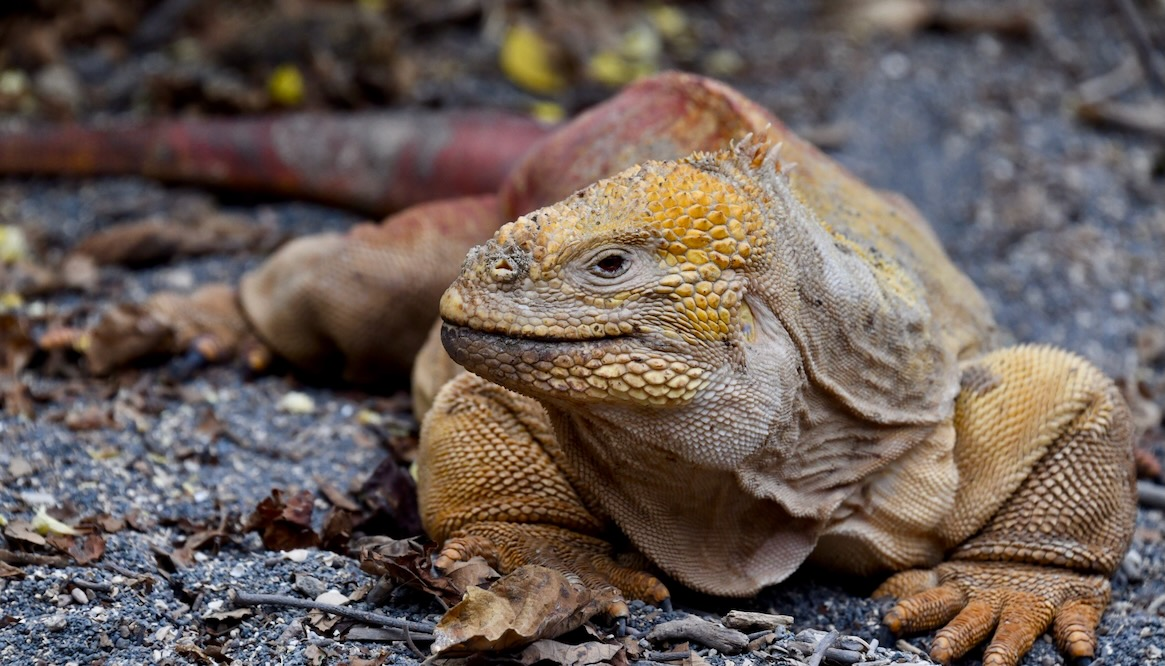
[
  {"left": 32, "top": 506, "right": 77, "bottom": 536},
  {"left": 500, "top": 25, "right": 566, "bottom": 95},
  {"left": 587, "top": 50, "right": 634, "bottom": 87},
  {"left": 649, "top": 5, "right": 688, "bottom": 40},
  {"left": 0, "top": 225, "right": 30, "bottom": 264},
  {"left": 268, "top": 64, "right": 305, "bottom": 107},
  {"left": 529, "top": 100, "right": 565, "bottom": 123}
]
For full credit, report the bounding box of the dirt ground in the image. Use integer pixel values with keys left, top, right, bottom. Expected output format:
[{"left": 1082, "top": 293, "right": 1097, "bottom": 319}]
[{"left": 1, "top": 1, "right": 1164, "bottom": 664}]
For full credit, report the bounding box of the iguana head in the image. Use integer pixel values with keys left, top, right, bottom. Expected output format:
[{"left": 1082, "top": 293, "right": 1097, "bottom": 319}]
[{"left": 440, "top": 139, "right": 784, "bottom": 408}]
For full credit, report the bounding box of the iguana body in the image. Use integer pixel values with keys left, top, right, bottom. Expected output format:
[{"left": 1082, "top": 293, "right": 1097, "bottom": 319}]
[{"left": 418, "top": 76, "right": 1137, "bottom": 666}]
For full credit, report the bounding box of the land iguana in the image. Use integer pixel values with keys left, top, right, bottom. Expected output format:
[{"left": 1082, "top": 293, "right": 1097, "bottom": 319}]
[
  {"left": 419, "top": 78, "right": 1137, "bottom": 666},
  {"left": 15, "top": 72, "right": 1136, "bottom": 665}
]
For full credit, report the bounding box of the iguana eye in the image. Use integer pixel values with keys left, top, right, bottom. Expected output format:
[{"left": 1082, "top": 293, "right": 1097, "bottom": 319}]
[{"left": 589, "top": 251, "right": 630, "bottom": 278}]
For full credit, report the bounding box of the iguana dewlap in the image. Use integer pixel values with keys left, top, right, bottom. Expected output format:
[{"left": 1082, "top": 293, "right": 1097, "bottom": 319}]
[{"left": 418, "top": 78, "right": 1137, "bottom": 666}]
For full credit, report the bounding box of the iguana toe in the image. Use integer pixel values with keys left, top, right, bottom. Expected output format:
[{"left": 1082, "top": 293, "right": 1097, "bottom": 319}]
[{"left": 881, "top": 561, "right": 1109, "bottom": 666}]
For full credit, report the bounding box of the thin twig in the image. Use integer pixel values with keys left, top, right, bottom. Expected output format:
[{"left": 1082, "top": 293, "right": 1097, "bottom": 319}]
[
  {"left": 1113, "top": 0, "right": 1165, "bottom": 92},
  {"left": 807, "top": 629, "right": 839, "bottom": 666},
  {"left": 230, "top": 590, "right": 436, "bottom": 635},
  {"left": 101, "top": 562, "right": 147, "bottom": 578},
  {"left": 70, "top": 578, "right": 114, "bottom": 593},
  {"left": 645, "top": 651, "right": 691, "bottom": 662},
  {"left": 403, "top": 624, "right": 424, "bottom": 659}
]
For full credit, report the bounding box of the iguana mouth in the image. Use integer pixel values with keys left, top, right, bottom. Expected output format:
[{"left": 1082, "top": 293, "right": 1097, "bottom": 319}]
[
  {"left": 440, "top": 322, "right": 707, "bottom": 406},
  {"left": 440, "top": 319, "right": 629, "bottom": 345}
]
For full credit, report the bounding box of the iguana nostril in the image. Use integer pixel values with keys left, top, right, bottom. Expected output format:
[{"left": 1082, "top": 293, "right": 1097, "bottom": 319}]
[{"left": 492, "top": 257, "right": 515, "bottom": 280}]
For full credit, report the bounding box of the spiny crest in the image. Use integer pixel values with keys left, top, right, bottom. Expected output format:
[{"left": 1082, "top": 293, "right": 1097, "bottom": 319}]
[{"left": 730, "top": 127, "right": 797, "bottom": 177}]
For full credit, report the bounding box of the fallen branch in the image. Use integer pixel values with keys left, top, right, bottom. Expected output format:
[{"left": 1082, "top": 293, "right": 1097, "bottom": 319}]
[
  {"left": 230, "top": 590, "right": 436, "bottom": 636},
  {"left": 0, "top": 549, "right": 72, "bottom": 568}
]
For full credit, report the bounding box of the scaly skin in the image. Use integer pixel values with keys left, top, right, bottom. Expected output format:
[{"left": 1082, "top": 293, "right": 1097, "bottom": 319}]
[{"left": 422, "top": 108, "right": 1137, "bottom": 664}]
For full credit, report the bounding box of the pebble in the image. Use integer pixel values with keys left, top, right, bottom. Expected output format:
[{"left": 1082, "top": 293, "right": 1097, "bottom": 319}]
[
  {"left": 293, "top": 574, "right": 328, "bottom": 599},
  {"left": 43, "top": 613, "right": 68, "bottom": 631},
  {"left": 71, "top": 588, "right": 89, "bottom": 605}
]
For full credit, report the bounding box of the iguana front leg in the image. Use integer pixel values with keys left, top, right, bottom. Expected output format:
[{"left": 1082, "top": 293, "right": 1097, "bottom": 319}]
[
  {"left": 878, "top": 345, "right": 1137, "bottom": 665},
  {"left": 416, "top": 371, "right": 671, "bottom": 617}
]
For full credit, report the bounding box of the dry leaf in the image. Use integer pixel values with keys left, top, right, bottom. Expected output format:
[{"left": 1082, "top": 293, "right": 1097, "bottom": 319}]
[
  {"left": 46, "top": 532, "right": 106, "bottom": 565},
  {"left": 444, "top": 556, "right": 500, "bottom": 596},
  {"left": 202, "top": 607, "right": 253, "bottom": 637},
  {"left": 518, "top": 639, "right": 622, "bottom": 665},
  {"left": 0, "top": 561, "right": 26, "bottom": 579},
  {"left": 357, "top": 536, "right": 462, "bottom": 606},
  {"left": 431, "top": 565, "right": 608, "bottom": 655},
  {"left": 4, "top": 519, "right": 48, "bottom": 547},
  {"left": 83, "top": 303, "right": 173, "bottom": 375},
  {"left": 244, "top": 489, "right": 321, "bottom": 551},
  {"left": 355, "top": 454, "right": 422, "bottom": 538}
]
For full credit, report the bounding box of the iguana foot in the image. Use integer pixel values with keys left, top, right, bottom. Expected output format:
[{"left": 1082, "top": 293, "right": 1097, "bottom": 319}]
[
  {"left": 877, "top": 561, "right": 1110, "bottom": 666},
  {"left": 434, "top": 523, "right": 671, "bottom": 619}
]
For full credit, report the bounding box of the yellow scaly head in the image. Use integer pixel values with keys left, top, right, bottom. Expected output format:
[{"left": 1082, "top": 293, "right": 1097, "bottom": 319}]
[{"left": 440, "top": 136, "right": 790, "bottom": 408}]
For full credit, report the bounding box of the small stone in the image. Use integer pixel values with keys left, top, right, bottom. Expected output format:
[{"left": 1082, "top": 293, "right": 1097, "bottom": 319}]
[
  {"left": 282, "top": 548, "right": 310, "bottom": 563},
  {"left": 277, "top": 391, "right": 316, "bottom": 414},
  {"left": 33, "top": 64, "right": 83, "bottom": 111},
  {"left": 315, "top": 590, "right": 349, "bottom": 606},
  {"left": 293, "top": 574, "right": 328, "bottom": 599},
  {"left": 44, "top": 613, "right": 68, "bottom": 631},
  {"left": 71, "top": 588, "right": 89, "bottom": 605}
]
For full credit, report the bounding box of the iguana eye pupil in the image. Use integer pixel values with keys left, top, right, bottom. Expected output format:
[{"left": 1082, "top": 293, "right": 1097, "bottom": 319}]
[{"left": 593, "top": 253, "right": 628, "bottom": 277}]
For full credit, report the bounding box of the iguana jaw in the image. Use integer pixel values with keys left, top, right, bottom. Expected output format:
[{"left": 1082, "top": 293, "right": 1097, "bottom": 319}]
[{"left": 439, "top": 321, "right": 710, "bottom": 407}]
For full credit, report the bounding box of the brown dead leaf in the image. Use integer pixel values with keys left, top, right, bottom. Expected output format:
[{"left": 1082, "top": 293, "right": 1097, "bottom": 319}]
[
  {"left": 80, "top": 513, "right": 126, "bottom": 533},
  {"left": 167, "top": 515, "right": 240, "bottom": 568},
  {"left": 0, "top": 313, "right": 36, "bottom": 375},
  {"left": 444, "top": 557, "right": 500, "bottom": 595},
  {"left": 84, "top": 303, "right": 174, "bottom": 374},
  {"left": 318, "top": 480, "right": 360, "bottom": 512},
  {"left": 355, "top": 454, "right": 422, "bottom": 538},
  {"left": 518, "top": 639, "right": 623, "bottom": 665},
  {"left": 3, "top": 520, "right": 47, "bottom": 547},
  {"left": 245, "top": 489, "right": 321, "bottom": 551},
  {"left": 125, "top": 509, "right": 157, "bottom": 532},
  {"left": 320, "top": 506, "right": 358, "bottom": 553},
  {"left": 357, "top": 536, "right": 462, "bottom": 606},
  {"left": 175, "top": 642, "right": 231, "bottom": 665},
  {"left": 201, "top": 607, "right": 253, "bottom": 637},
  {"left": 64, "top": 404, "right": 116, "bottom": 431},
  {"left": 431, "top": 565, "right": 609, "bottom": 655},
  {"left": 0, "top": 561, "right": 26, "bottom": 578},
  {"left": 46, "top": 532, "right": 106, "bottom": 565}
]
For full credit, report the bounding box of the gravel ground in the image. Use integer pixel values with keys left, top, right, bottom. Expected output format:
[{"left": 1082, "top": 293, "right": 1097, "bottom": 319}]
[{"left": 2, "top": 1, "right": 1164, "bottom": 664}]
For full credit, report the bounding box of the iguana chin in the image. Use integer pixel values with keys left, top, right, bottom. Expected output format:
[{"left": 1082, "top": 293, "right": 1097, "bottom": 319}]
[{"left": 418, "top": 131, "right": 1137, "bottom": 664}]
